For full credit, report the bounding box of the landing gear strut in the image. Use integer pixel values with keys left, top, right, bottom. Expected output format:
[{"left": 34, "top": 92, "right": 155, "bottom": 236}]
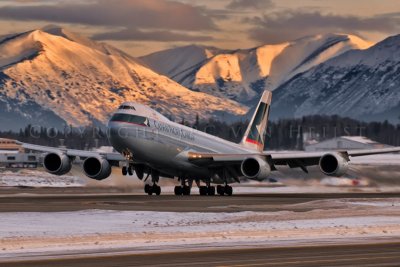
[{"left": 121, "top": 150, "right": 135, "bottom": 177}]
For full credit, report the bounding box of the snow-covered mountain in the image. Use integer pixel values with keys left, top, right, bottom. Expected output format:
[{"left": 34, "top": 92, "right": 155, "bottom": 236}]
[
  {"left": 270, "top": 34, "right": 400, "bottom": 122},
  {"left": 0, "top": 26, "right": 247, "bottom": 130},
  {"left": 140, "top": 34, "right": 372, "bottom": 103}
]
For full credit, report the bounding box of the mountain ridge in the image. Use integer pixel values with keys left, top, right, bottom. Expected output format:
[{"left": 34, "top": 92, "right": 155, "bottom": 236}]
[
  {"left": 270, "top": 34, "right": 400, "bottom": 122},
  {"left": 0, "top": 26, "right": 247, "bottom": 131},
  {"left": 140, "top": 33, "right": 373, "bottom": 104}
]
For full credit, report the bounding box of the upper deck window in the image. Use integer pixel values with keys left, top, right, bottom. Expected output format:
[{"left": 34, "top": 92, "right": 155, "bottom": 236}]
[
  {"left": 118, "top": 105, "right": 136, "bottom": 110},
  {"left": 110, "top": 113, "right": 149, "bottom": 126}
]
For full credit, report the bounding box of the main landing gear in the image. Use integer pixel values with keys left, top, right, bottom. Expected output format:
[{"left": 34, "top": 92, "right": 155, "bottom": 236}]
[
  {"left": 174, "top": 178, "right": 191, "bottom": 196},
  {"left": 145, "top": 183, "right": 161, "bottom": 195},
  {"left": 217, "top": 184, "right": 233, "bottom": 196},
  {"left": 199, "top": 180, "right": 215, "bottom": 196},
  {"left": 144, "top": 169, "right": 161, "bottom": 195}
]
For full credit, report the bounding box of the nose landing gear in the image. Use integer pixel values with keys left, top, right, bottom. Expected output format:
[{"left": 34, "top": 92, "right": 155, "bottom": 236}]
[{"left": 121, "top": 165, "right": 134, "bottom": 176}]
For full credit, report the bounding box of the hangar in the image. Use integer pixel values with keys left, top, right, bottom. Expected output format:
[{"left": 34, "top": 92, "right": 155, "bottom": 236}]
[{"left": 305, "top": 136, "right": 390, "bottom": 152}]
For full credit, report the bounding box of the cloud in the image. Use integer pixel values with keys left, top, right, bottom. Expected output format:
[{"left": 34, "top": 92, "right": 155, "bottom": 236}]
[
  {"left": 92, "top": 28, "right": 213, "bottom": 42},
  {"left": 246, "top": 11, "right": 400, "bottom": 43},
  {"left": 0, "top": 0, "right": 216, "bottom": 31},
  {"left": 227, "top": 0, "right": 274, "bottom": 10}
]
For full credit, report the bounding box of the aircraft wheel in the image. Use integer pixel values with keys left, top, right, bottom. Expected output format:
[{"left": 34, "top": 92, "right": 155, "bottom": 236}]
[
  {"left": 217, "top": 185, "right": 225, "bottom": 196},
  {"left": 127, "top": 166, "right": 134, "bottom": 176},
  {"left": 153, "top": 185, "right": 161, "bottom": 196},
  {"left": 199, "top": 186, "right": 207, "bottom": 196},
  {"left": 144, "top": 184, "right": 151, "bottom": 194},
  {"left": 182, "top": 185, "right": 191, "bottom": 196},
  {"left": 122, "top": 166, "right": 127, "bottom": 176},
  {"left": 174, "top": 186, "right": 182, "bottom": 195},
  {"left": 225, "top": 185, "right": 233, "bottom": 196},
  {"left": 207, "top": 186, "right": 215, "bottom": 196}
]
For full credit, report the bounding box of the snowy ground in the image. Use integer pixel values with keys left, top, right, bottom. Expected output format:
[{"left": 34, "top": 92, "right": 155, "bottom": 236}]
[
  {"left": 350, "top": 154, "right": 400, "bottom": 165},
  {"left": 1, "top": 198, "right": 400, "bottom": 257},
  {"left": 0, "top": 170, "right": 85, "bottom": 187}
]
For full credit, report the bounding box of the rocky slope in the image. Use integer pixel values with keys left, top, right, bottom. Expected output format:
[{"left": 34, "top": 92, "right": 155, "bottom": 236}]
[{"left": 270, "top": 35, "right": 400, "bottom": 122}]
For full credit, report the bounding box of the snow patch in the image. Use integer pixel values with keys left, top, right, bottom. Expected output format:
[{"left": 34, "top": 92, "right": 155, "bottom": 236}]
[{"left": 0, "top": 170, "right": 85, "bottom": 187}]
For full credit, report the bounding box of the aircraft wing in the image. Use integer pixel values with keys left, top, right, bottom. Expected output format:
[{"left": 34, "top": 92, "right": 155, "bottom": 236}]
[
  {"left": 20, "top": 142, "right": 125, "bottom": 161},
  {"left": 188, "top": 147, "right": 400, "bottom": 169}
]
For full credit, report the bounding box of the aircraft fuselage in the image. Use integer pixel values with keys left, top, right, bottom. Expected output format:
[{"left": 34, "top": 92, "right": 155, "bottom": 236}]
[{"left": 108, "top": 110, "right": 253, "bottom": 181}]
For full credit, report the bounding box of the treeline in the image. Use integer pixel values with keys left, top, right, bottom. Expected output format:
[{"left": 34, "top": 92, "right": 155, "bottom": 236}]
[
  {"left": 1, "top": 115, "right": 400, "bottom": 150},
  {"left": 0, "top": 125, "right": 109, "bottom": 150},
  {"left": 191, "top": 115, "right": 400, "bottom": 150}
]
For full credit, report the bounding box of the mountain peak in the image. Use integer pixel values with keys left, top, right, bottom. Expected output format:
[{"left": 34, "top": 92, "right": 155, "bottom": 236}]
[
  {"left": 39, "top": 25, "right": 98, "bottom": 49},
  {"left": 40, "top": 24, "right": 65, "bottom": 35}
]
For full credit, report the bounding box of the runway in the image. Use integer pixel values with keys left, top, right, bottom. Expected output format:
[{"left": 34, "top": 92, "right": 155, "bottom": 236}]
[
  {"left": 1, "top": 189, "right": 400, "bottom": 266},
  {"left": 3, "top": 242, "right": 400, "bottom": 267},
  {"left": 2, "top": 189, "right": 400, "bottom": 212}
]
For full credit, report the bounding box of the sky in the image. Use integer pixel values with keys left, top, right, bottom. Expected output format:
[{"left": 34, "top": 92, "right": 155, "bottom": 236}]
[{"left": 0, "top": 0, "right": 399, "bottom": 56}]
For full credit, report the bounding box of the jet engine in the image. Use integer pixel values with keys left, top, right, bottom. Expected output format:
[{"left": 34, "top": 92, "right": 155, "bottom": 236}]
[
  {"left": 43, "top": 153, "right": 72, "bottom": 175},
  {"left": 319, "top": 153, "right": 349, "bottom": 177},
  {"left": 241, "top": 157, "right": 271, "bottom": 181},
  {"left": 83, "top": 157, "right": 112, "bottom": 180}
]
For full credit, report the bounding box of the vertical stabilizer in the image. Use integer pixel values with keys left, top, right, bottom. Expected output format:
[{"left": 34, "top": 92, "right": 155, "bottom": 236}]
[{"left": 240, "top": 90, "right": 272, "bottom": 152}]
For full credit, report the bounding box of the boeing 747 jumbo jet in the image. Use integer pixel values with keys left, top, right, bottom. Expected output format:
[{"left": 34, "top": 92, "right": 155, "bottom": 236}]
[{"left": 22, "top": 91, "right": 400, "bottom": 196}]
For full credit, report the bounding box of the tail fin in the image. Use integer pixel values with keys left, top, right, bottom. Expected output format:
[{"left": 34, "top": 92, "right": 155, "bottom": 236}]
[{"left": 240, "top": 90, "right": 272, "bottom": 152}]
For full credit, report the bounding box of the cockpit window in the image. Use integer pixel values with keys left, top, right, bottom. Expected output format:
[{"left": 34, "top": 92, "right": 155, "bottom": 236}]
[
  {"left": 118, "top": 105, "right": 136, "bottom": 110},
  {"left": 110, "top": 113, "right": 149, "bottom": 126}
]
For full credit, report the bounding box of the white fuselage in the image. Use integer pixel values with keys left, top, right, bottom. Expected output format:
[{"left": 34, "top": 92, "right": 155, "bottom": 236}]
[{"left": 107, "top": 103, "right": 254, "bottom": 180}]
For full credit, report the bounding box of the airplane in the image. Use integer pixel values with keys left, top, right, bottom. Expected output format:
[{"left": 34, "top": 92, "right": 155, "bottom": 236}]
[{"left": 21, "top": 90, "right": 400, "bottom": 196}]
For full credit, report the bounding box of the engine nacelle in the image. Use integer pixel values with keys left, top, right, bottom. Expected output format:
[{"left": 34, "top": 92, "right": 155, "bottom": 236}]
[
  {"left": 83, "top": 157, "right": 112, "bottom": 180},
  {"left": 241, "top": 157, "right": 271, "bottom": 181},
  {"left": 43, "top": 153, "right": 72, "bottom": 175},
  {"left": 319, "top": 153, "right": 349, "bottom": 177}
]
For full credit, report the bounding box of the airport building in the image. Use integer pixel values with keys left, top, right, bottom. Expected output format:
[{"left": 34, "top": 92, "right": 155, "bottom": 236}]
[
  {"left": 0, "top": 138, "right": 39, "bottom": 168},
  {"left": 304, "top": 136, "right": 390, "bottom": 152}
]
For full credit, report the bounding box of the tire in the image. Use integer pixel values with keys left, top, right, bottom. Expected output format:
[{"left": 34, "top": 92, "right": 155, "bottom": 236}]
[
  {"left": 183, "top": 186, "right": 191, "bottom": 196},
  {"left": 174, "top": 186, "right": 182, "bottom": 195},
  {"left": 225, "top": 185, "right": 233, "bottom": 196},
  {"left": 127, "top": 167, "right": 133, "bottom": 176},
  {"left": 217, "top": 185, "right": 225, "bottom": 196},
  {"left": 122, "top": 166, "right": 127, "bottom": 176},
  {"left": 207, "top": 186, "right": 215, "bottom": 196},
  {"left": 199, "top": 186, "right": 207, "bottom": 196},
  {"left": 144, "top": 184, "right": 151, "bottom": 194},
  {"left": 154, "top": 185, "right": 161, "bottom": 196}
]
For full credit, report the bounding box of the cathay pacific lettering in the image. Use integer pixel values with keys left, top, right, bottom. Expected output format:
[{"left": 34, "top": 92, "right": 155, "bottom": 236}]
[{"left": 153, "top": 121, "right": 195, "bottom": 141}]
